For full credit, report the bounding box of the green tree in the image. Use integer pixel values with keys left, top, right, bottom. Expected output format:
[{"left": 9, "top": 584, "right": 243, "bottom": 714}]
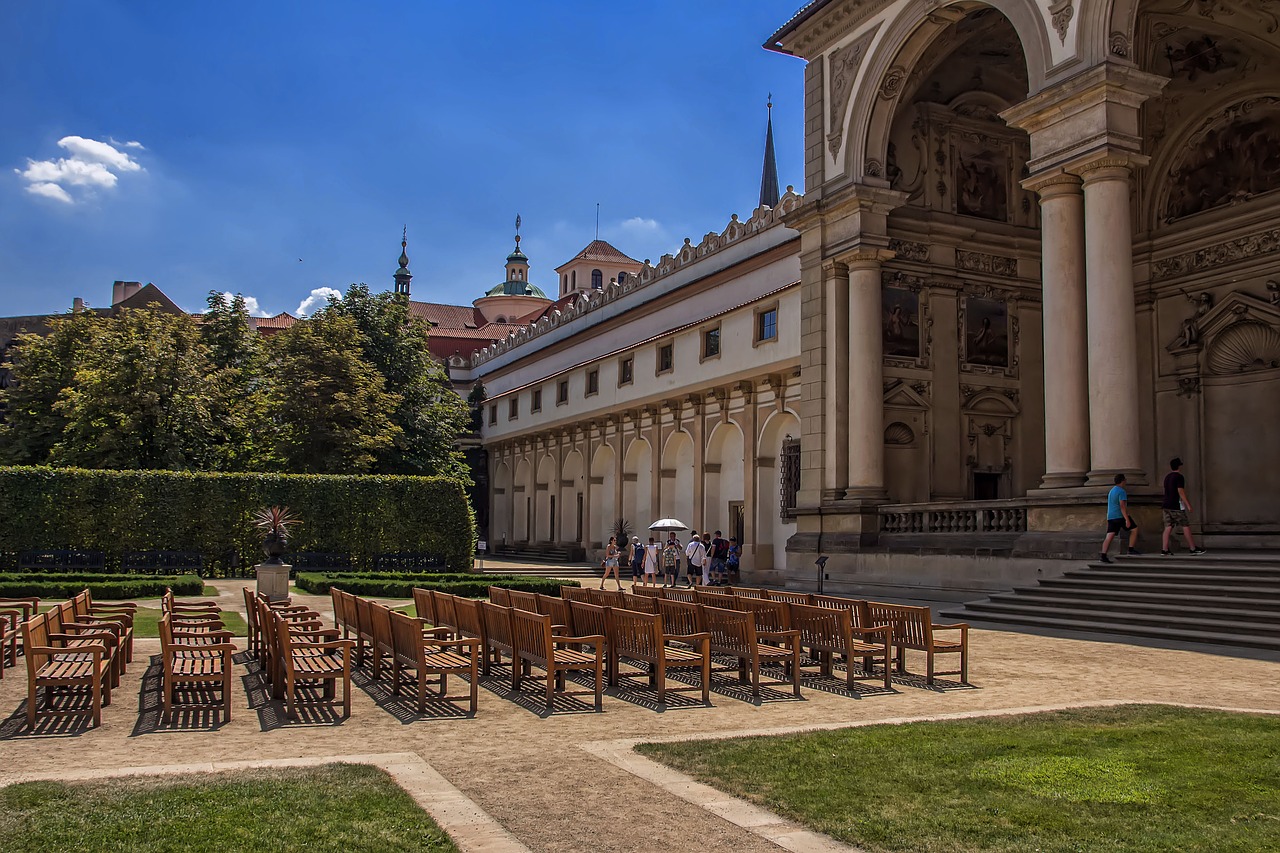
[
  {"left": 0, "top": 311, "right": 102, "bottom": 464},
  {"left": 201, "top": 291, "right": 270, "bottom": 470},
  {"left": 323, "top": 284, "right": 469, "bottom": 477},
  {"left": 50, "top": 309, "right": 222, "bottom": 470},
  {"left": 264, "top": 311, "right": 402, "bottom": 473}
]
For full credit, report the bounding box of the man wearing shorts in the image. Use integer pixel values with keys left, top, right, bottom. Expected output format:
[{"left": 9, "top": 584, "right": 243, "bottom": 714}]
[
  {"left": 684, "top": 533, "right": 707, "bottom": 588},
  {"left": 1161, "top": 457, "right": 1205, "bottom": 556},
  {"left": 708, "top": 530, "right": 729, "bottom": 585},
  {"left": 662, "top": 534, "right": 682, "bottom": 588},
  {"left": 1100, "top": 473, "right": 1141, "bottom": 563},
  {"left": 629, "top": 536, "right": 644, "bottom": 583}
]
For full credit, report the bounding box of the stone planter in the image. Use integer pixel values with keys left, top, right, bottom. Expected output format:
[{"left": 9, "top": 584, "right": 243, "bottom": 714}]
[{"left": 255, "top": 563, "right": 291, "bottom": 602}]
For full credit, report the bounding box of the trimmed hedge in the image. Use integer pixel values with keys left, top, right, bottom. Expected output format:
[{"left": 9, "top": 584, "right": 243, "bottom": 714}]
[
  {"left": 296, "top": 572, "right": 578, "bottom": 599},
  {"left": 0, "top": 573, "right": 203, "bottom": 599},
  {"left": 0, "top": 466, "right": 475, "bottom": 574}
]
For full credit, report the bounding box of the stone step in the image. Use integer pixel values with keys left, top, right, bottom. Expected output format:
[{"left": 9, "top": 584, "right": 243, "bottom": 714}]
[
  {"left": 1011, "top": 585, "right": 1280, "bottom": 611},
  {"left": 1064, "top": 569, "right": 1280, "bottom": 589},
  {"left": 956, "top": 598, "right": 1280, "bottom": 639},
  {"left": 996, "top": 590, "right": 1280, "bottom": 620},
  {"left": 1092, "top": 559, "right": 1280, "bottom": 576},
  {"left": 1042, "top": 577, "right": 1280, "bottom": 599}
]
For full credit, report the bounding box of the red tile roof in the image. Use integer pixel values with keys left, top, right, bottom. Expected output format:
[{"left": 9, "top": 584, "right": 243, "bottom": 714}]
[
  {"left": 408, "top": 301, "right": 482, "bottom": 329},
  {"left": 253, "top": 312, "right": 298, "bottom": 330},
  {"left": 559, "top": 239, "right": 640, "bottom": 267}
]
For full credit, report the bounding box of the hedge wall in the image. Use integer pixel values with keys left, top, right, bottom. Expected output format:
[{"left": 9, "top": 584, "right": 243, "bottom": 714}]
[
  {"left": 0, "top": 466, "right": 476, "bottom": 573},
  {"left": 296, "top": 572, "right": 577, "bottom": 599},
  {"left": 0, "top": 573, "right": 203, "bottom": 599}
]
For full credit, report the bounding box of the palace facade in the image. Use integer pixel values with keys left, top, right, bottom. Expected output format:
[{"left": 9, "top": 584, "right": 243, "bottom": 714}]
[{"left": 460, "top": 0, "right": 1280, "bottom": 597}]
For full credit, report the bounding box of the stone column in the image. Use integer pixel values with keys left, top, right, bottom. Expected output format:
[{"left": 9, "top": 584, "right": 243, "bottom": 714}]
[
  {"left": 1034, "top": 174, "right": 1091, "bottom": 487},
  {"left": 579, "top": 433, "right": 592, "bottom": 550},
  {"left": 1081, "top": 159, "right": 1146, "bottom": 485},
  {"left": 822, "top": 259, "right": 850, "bottom": 501},
  {"left": 845, "top": 251, "right": 891, "bottom": 498}
]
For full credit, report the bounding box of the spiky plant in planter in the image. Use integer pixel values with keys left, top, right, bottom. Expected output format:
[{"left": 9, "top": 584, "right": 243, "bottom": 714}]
[{"left": 253, "top": 505, "right": 301, "bottom": 565}]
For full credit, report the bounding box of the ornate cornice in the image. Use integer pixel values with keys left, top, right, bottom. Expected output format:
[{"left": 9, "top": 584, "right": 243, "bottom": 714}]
[{"left": 1152, "top": 228, "right": 1280, "bottom": 282}]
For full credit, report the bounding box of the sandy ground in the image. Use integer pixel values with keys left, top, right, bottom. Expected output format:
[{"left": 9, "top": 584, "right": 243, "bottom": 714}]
[{"left": 4, "top": 582, "right": 1280, "bottom": 853}]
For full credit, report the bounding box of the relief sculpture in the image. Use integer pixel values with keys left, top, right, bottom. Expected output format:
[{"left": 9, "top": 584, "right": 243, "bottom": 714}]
[{"left": 1164, "top": 100, "right": 1280, "bottom": 223}]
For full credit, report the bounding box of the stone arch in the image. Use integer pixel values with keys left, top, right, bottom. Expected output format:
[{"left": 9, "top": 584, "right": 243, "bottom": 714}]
[
  {"left": 622, "top": 437, "right": 653, "bottom": 531},
  {"left": 660, "top": 429, "right": 695, "bottom": 527},
  {"left": 491, "top": 460, "right": 512, "bottom": 545},
  {"left": 513, "top": 458, "right": 533, "bottom": 543},
  {"left": 755, "top": 410, "right": 801, "bottom": 574},
  {"left": 851, "top": 0, "right": 1050, "bottom": 183},
  {"left": 534, "top": 454, "right": 556, "bottom": 543},
  {"left": 703, "top": 421, "right": 745, "bottom": 541},
  {"left": 590, "top": 443, "right": 616, "bottom": 547},
  {"left": 560, "top": 449, "right": 585, "bottom": 545}
]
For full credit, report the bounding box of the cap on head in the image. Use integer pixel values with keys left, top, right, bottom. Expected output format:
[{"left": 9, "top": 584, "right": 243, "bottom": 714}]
[{"left": 1170, "top": 457, "right": 1182, "bottom": 470}]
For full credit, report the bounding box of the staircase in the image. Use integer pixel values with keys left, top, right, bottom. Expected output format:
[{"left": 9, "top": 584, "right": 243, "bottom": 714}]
[
  {"left": 491, "top": 543, "right": 585, "bottom": 564},
  {"left": 943, "top": 552, "right": 1280, "bottom": 652}
]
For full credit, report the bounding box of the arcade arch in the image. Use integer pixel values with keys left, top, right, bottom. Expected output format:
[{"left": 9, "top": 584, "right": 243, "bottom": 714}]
[
  {"left": 660, "top": 430, "right": 695, "bottom": 527},
  {"left": 622, "top": 438, "right": 653, "bottom": 531},
  {"left": 755, "top": 410, "right": 801, "bottom": 573},
  {"left": 590, "top": 444, "right": 617, "bottom": 546}
]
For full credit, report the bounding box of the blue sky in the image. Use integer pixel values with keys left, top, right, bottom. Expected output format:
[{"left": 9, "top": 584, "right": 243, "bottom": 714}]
[{"left": 0, "top": 1, "right": 806, "bottom": 318}]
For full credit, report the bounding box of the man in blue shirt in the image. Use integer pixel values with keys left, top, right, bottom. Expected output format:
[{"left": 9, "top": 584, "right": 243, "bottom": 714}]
[{"left": 1100, "top": 473, "right": 1141, "bottom": 563}]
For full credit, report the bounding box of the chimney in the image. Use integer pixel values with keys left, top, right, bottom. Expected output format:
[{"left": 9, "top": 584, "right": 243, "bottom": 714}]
[
  {"left": 112, "top": 280, "right": 143, "bottom": 306},
  {"left": 72, "top": 297, "right": 85, "bottom": 314}
]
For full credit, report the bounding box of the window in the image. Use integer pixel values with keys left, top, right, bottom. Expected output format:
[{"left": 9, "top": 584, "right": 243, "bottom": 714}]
[
  {"left": 488, "top": 404, "right": 497, "bottom": 426},
  {"left": 572, "top": 270, "right": 577, "bottom": 289},
  {"left": 657, "top": 343, "right": 674, "bottom": 374},
  {"left": 619, "top": 356, "right": 634, "bottom": 386},
  {"left": 617, "top": 271, "right": 628, "bottom": 285},
  {"left": 531, "top": 388, "right": 542, "bottom": 413},
  {"left": 586, "top": 368, "right": 599, "bottom": 396},
  {"left": 702, "top": 326, "right": 721, "bottom": 360},
  {"left": 557, "top": 380, "right": 569, "bottom": 405},
  {"left": 779, "top": 436, "right": 800, "bottom": 520},
  {"left": 756, "top": 306, "right": 778, "bottom": 344},
  {"left": 508, "top": 398, "right": 518, "bottom": 420},
  {"left": 591, "top": 269, "right": 603, "bottom": 289}
]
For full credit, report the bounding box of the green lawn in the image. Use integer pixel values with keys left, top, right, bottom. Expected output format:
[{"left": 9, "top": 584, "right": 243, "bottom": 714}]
[
  {"left": 36, "top": 605, "right": 248, "bottom": 638},
  {"left": 637, "top": 705, "right": 1280, "bottom": 853},
  {"left": 0, "top": 764, "right": 458, "bottom": 853}
]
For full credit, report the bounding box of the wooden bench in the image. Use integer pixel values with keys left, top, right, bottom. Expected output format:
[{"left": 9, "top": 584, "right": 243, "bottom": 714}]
[
  {"left": 765, "top": 590, "right": 813, "bottom": 606},
  {"left": 607, "top": 607, "right": 710, "bottom": 705},
  {"left": 23, "top": 609, "right": 113, "bottom": 728},
  {"left": 54, "top": 600, "right": 124, "bottom": 687},
  {"left": 560, "top": 586, "right": 593, "bottom": 604},
  {"left": 567, "top": 601, "right": 610, "bottom": 660},
  {"left": 726, "top": 587, "right": 765, "bottom": 599},
  {"left": 352, "top": 596, "right": 382, "bottom": 676},
  {"left": 451, "top": 596, "right": 497, "bottom": 676},
  {"left": 253, "top": 597, "right": 334, "bottom": 700},
  {"left": 0, "top": 598, "right": 38, "bottom": 677},
  {"left": 488, "top": 587, "right": 513, "bottom": 606},
  {"left": 728, "top": 597, "right": 792, "bottom": 634},
  {"left": 510, "top": 607, "right": 604, "bottom": 710},
  {"left": 269, "top": 608, "right": 354, "bottom": 719},
  {"left": 662, "top": 587, "right": 697, "bottom": 604},
  {"left": 702, "top": 604, "right": 802, "bottom": 700},
  {"left": 242, "top": 587, "right": 310, "bottom": 658},
  {"left": 70, "top": 589, "right": 136, "bottom": 665},
  {"left": 585, "top": 588, "right": 625, "bottom": 608},
  {"left": 388, "top": 609, "right": 479, "bottom": 714},
  {"left": 790, "top": 602, "right": 892, "bottom": 690},
  {"left": 629, "top": 586, "right": 662, "bottom": 598},
  {"left": 621, "top": 592, "right": 657, "bottom": 613},
  {"left": 656, "top": 598, "right": 703, "bottom": 638},
  {"left": 693, "top": 585, "right": 731, "bottom": 597},
  {"left": 864, "top": 602, "right": 969, "bottom": 685},
  {"left": 411, "top": 587, "right": 436, "bottom": 625},
  {"left": 507, "top": 589, "right": 540, "bottom": 612},
  {"left": 480, "top": 602, "right": 518, "bottom": 679},
  {"left": 534, "top": 594, "right": 573, "bottom": 631},
  {"left": 158, "top": 613, "right": 235, "bottom": 722}
]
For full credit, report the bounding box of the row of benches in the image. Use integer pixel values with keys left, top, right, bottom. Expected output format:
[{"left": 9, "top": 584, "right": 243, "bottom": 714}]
[{"left": 9, "top": 550, "right": 450, "bottom": 574}]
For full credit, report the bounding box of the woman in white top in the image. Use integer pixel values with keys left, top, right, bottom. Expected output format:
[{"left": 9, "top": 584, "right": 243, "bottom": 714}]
[{"left": 643, "top": 536, "right": 660, "bottom": 587}]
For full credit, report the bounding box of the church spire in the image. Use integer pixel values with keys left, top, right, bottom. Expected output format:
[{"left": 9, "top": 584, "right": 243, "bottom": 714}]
[
  {"left": 759, "top": 95, "right": 780, "bottom": 209},
  {"left": 394, "top": 226, "right": 412, "bottom": 299}
]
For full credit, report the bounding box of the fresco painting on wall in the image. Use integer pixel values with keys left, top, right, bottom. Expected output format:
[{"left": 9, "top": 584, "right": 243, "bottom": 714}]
[
  {"left": 964, "top": 296, "right": 1009, "bottom": 368},
  {"left": 1165, "top": 103, "right": 1280, "bottom": 222},
  {"left": 882, "top": 285, "right": 921, "bottom": 359},
  {"left": 954, "top": 141, "right": 1007, "bottom": 221}
]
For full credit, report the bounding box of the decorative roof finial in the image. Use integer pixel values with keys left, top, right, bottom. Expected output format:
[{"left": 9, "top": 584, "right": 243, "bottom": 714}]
[
  {"left": 759, "top": 94, "right": 780, "bottom": 209},
  {"left": 514, "top": 213, "right": 522, "bottom": 250},
  {"left": 394, "top": 226, "right": 412, "bottom": 298},
  {"left": 398, "top": 225, "right": 410, "bottom": 270}
]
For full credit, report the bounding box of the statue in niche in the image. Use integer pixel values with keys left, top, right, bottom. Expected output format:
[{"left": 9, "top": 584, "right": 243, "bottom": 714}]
[
  {"left": 1179, "top": 291, "right": 1214, "bottom": 347},
  {"left": 955, "top": 145, "right": 1007, "bottom": 221},
  {"left": 1166, "top": 108, "right": 1280, "bottom": 221}
]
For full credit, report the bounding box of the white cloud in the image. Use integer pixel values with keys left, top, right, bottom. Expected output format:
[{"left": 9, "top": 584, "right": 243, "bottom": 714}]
[
  {"left": 619, "top": 216, "right": 661, "bottom": 233},
  {"left": 24, "top": 181, "right": 73, "bottom": 204},
  {"left": 220, "top": 291, "right": 272, "bottom": 318},
  {"left": 14, "top": 135, "right": 143, "bottom": 204},
  {"left": 296, "top": 286, "right": 342, "bottom": 318}
]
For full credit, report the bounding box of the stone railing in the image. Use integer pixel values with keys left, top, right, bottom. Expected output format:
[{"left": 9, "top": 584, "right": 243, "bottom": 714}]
[
  {"left": 471, "top": 188, "right": 803, "bottom": 368},
  {"left": 879, "top": 500, "right": 1028, "bottom": 534}
]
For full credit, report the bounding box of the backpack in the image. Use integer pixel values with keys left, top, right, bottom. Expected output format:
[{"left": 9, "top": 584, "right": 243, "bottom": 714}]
[{"left": 713, "top": 538, "right": 729, "bottom": 559}]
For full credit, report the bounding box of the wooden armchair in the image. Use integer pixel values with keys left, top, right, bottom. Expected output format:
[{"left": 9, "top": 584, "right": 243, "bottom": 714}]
[
  {"left": 865, "top": 602, "right": 969, "bottom": 685},
  {"left": 430, "top": 590, "right": 459, "bottom": 635},
  {"left": 729, "top": 597, "right": 792, "bottom": 635},
  {"left": 621, "top": 592, "right": 657, "bottom": 614},
  {"left": 560, "top": 586, "right": 593, "bottom": 604},
  {"left": 586, "top": 588, "right": 625, "bottom": 608},
  {"left": 352, "top": 596, "right": 381, "bottom": 675},
  {"left": 534, "top": 594, "right": 573, "bottom": 632},
  {"left": 451, "top": 597, "right": 495, "bottom": 676},
  {"left": 158, "top": 614, "right": 235, "bottom": 722},
  {"left": 790, "top": 602, "right": 892, "bottom": 690},
  {"left": 389, "top": 609, "right": 479, "bottom": 714},
  {"left": 662, "top": 587, "right": 696, "bottom": 604},
  {"left": 726, "top": 587, "right": 765, "bottom": 599},
  {"left": 271, "top": 610, "right": 354, "bottom": 719},
  {"left": 53, "top": 601, "right": 124, "bottom": 686},
  {"left": 507, "top": 589, "right": 540, "bottom": 612},
  {"left": 411, "top": 587, "right": 436, "bottom": 625},
  {"left": 656, "top": 598, "right": 703, "bottom": 638},
  {"left": 480, "top": 602, "right": 517, "bottom": 675},
  {"left": 511, "top": 607, "right": 604, "bottom": 710},
  {"left": 629, "top": 586, "right": 662, "bottom": 598},
  {"left": 765, "top": 590, "right": 814, "bottom": 606},
  {"left": 703, "top": 605, "right": 802, "bottom": 700},
  {"left": 607, "top": 607, "right": 710, "bottom": 704},
  {"left": 487, "top": 586, "right": 512, "bottom": 606},
  {"left": 70, "top": 590, "right": 135, "bottom": 665},
  {"left": 23, "top": 610, "right": 112, "bottom": 728}
]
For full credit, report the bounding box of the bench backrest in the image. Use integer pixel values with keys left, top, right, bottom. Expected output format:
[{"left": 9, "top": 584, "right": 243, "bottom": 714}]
[
  {"left": 568, "top": 601, "right": 608, "bottom": 643},
  {"left": 535, "top": 594, "right": 572, "bottom": 628},
  {"left": 608, "top": 607, "right": 661, "bottom": 661},
  {"left": 629, "top": 585, "right": 662, "bottom": 598},
  {"left": 663, "top": 587, "right": 696, "bottom": 604},
  {"left": 329, "top": 588, "right": 346, "bottom": 631},
  {"left": 702, "top": 605, "right": 759, "bottom": 655},
  {"left": 728, "top": 587, "right": 765, "bottom": 599},
  {"left": 353, "top": 596, "right": 377, "bottom": 643},
  {"left": 766, "top": 590, "right": 813, "bottom": 606},
  {"left": 242, "top": 587, "right": 259, "bottom": 634},
  {"left": 22, "top": 611, "right": 54, "bottom": 673},
  {"left": 865, "top": 601, "right": 932, "bottom": 646},
  {"left": 790, "top": 602, "right": 851, "bottom": 650},
  {"left": 431, "top": 591, "right": 458, "bottom": 632},
  {"left": 656, "top": 598, "right": 703, "bottom": 637},
  {"left": 369, "top": 602, "right": 395, "bottom": 658},
  {"left": 488, "top": 586, "right": 512, "bottom": 606},
  {"left": 511, "top": 607, "right": 552, "bottom": 663},
  {"left": 389, "top": 609, "right": 426, "bottom": 667},
  {"left": 732, "top": 597, "right": 791, "bottom": 633},
  {"left": 412, "top": 587, "right": 436, "bottom": 624},
  {"left": 694, "top": 585, "right": 730, "bottom": 596},
  {"left": 561, "top": 586, "right": 593, "bottom": 604},
  {"left": 480, "top": 602, "right": 515, "bottom": 654},
  {"left": 811, "top": 594, "right": 873, "bottom": 627},
  {"left": 586, "top": 588, "right": 625, "bottom": 608},
  {"left": 507, "top": 589, "right": 540, "bottom": 612},
  {"left": 621, "top": 592, "right": 657, "bottom": 613},
  {"left": 451, "top": 596, "right": 487, "bottom": 644}
]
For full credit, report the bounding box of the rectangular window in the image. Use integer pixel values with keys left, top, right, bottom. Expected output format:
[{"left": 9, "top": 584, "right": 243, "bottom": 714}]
[
  {"left": 756, "top": 306, "right": 778, "bottom": 344},
  {"left": 531, "top": 388, "right": 542, "bottom": 413},
  {"left": 702, "top": 327, "right": 721, "bottom": 360},
  {"left": 779, "top": 437, "right": 800, "bottom": 520},
  {"left": 586, "top": 368, "right": 599, "bottom": 396},
  {"left": 488, "top": 404, "right": 497, "bottom": 426},
  {"left": 619, "top": 356, "right": 634, "bottom": 386},
  {"left": 508, "top": 398, "right": 518, "bottom": 420},
  {"left": 557, "top": 380, "right": 569, "bottom": 405},
  {"left": 657, "top": 343, "right": 674, "bottom": 374}
]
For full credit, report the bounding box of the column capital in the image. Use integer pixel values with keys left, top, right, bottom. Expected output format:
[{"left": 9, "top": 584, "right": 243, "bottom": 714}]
[
  {"left": 1022, "top": 170, "right": 1083, "bottom": 197},
  {"left": 835, "top": 247, "right": 895, "bottom": 270},
  {"left": 1078, "top": 154, "right": 1148, "bottom": 184},
  {"left": 820, "top": 258, "right": 849, "bottom": 277}
]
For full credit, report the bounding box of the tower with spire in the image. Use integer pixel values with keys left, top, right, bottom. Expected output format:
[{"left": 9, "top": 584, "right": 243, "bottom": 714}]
[
  {"left": 503, "top": 214, "right": 531, "bottom": 289},
  {"left": 759, "top": 95, "right": 780, "bottom": 209},
  {"left": 394, "top": 226, "right": 412, "bottom": 299}
]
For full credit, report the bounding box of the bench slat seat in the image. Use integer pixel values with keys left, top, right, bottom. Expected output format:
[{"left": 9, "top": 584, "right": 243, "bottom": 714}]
[{"left": 24, "top": 610, "right": 111, "bottom": 728}]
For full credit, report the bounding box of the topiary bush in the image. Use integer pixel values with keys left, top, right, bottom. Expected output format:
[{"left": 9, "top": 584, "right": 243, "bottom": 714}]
[
  {"left": 0, "top": 573, "right": 203, "bottom": 599},
  {"left": 296, "top": 572, "right": 577, "bottom": 598},
  {"left": 0, "top": 466, "right": 475, "bottom": 574}
]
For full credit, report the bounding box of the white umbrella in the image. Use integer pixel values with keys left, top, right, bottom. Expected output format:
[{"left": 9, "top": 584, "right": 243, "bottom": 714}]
[{"left": 648, "top": 518, "right": 688, "bottom": 531}]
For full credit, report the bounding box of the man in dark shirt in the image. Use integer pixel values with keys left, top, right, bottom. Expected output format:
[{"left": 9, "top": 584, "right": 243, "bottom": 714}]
[{"left": 1161, "top": 457, "right": 1205, "bottom": 556}]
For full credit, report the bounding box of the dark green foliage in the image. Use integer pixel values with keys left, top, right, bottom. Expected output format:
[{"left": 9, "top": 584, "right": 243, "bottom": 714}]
[
  {"left": 0, "top": 466, "right": 476, "bottom": 573},
  {"left": 0, "top": 574, "right": 203, "bottom": 599},
  {"left": 296, "top": 572, "right": 576, "bottom": 598}
]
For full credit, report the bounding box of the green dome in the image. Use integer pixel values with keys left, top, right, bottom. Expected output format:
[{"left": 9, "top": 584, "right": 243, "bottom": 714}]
[
  {"left": 506, "top": 249, "right": 528, "bottom": 262},
  {"left": 486, "top": 280, "right": 547, "bottom": 298}
]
